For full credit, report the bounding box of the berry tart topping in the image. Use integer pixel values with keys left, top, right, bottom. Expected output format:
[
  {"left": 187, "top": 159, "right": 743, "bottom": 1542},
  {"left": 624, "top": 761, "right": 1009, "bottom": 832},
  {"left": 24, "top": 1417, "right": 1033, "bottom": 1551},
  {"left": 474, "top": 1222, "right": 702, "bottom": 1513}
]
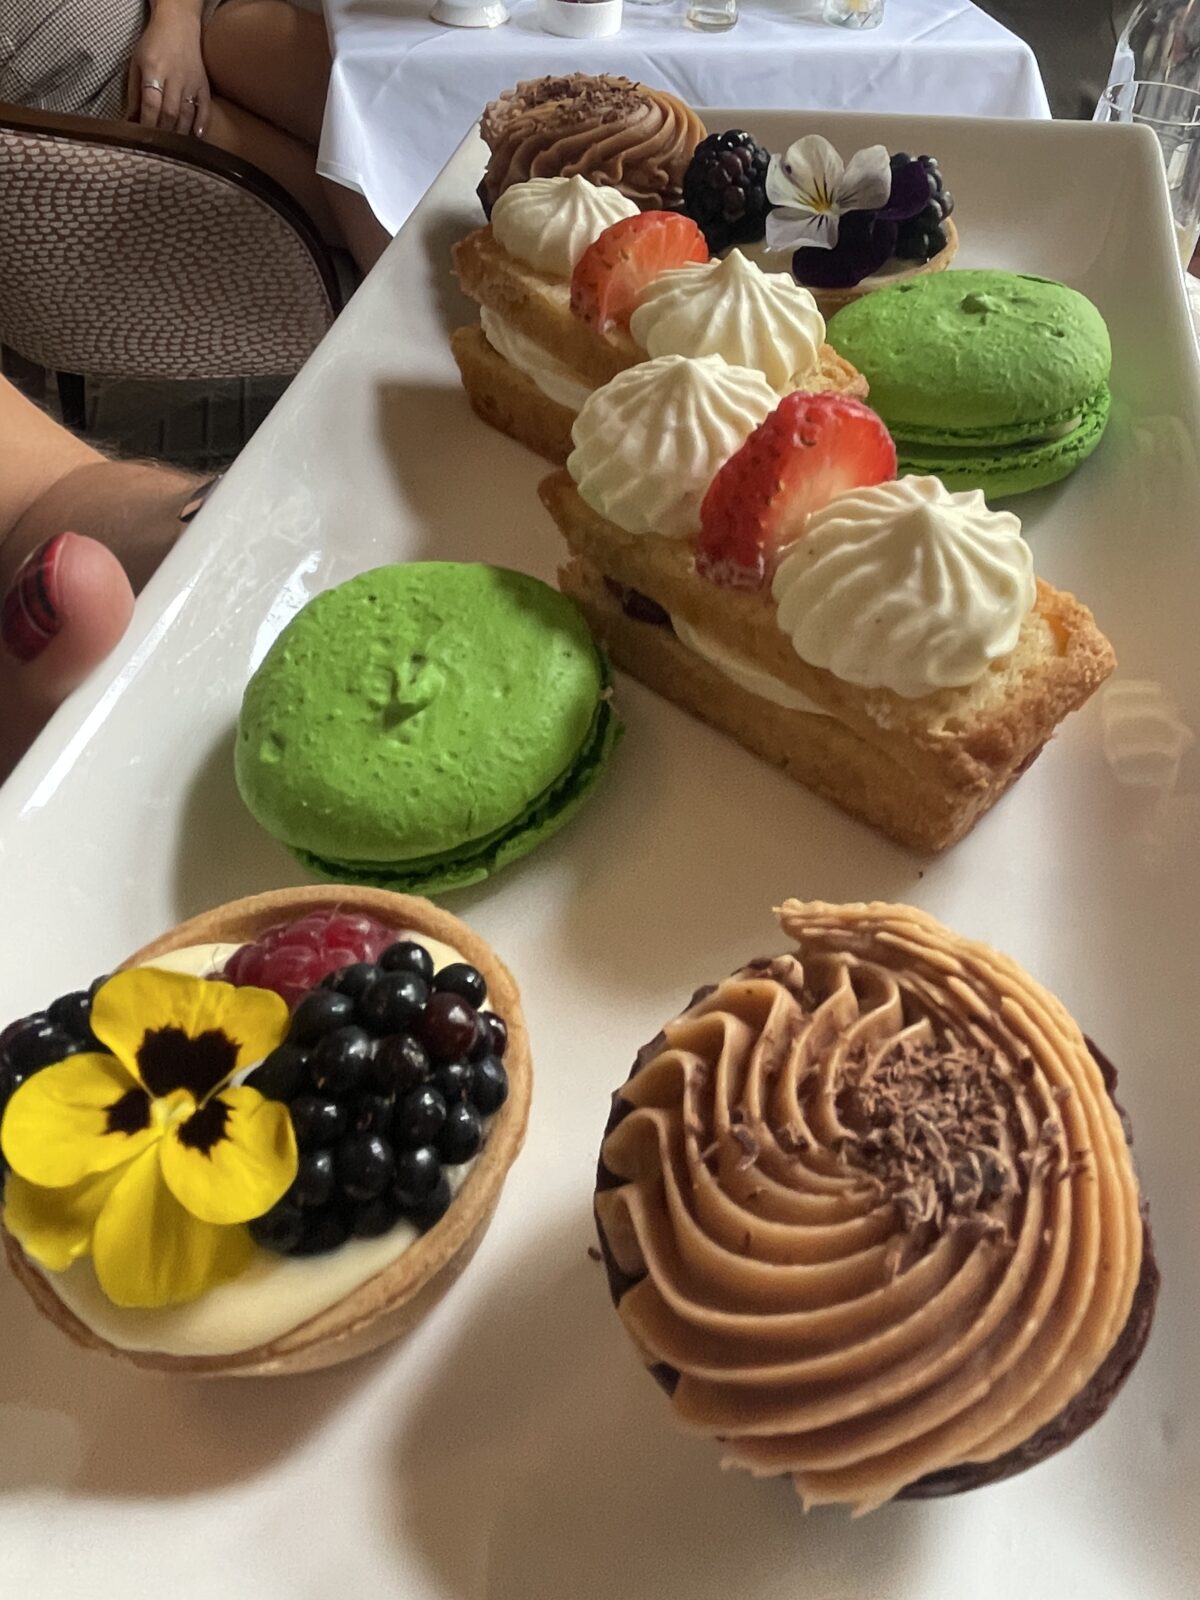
[
  {"left": 696, "top": 392, "right": 897, "bottom": 589},
  {"left": 681, "top": 130, "right": 773, "bottom": 254},
  {"left": 571, "top": 211, "right": 709, "bottom": 334},
  {"left": 245, "top": 950, "right": 509, "bottom": 1259},
  {"left": 763, "top": 134, "right": 953, "bottom": 290},
  {"left": 222, "top": 910, "right": 398, "bottom": 1007},
  {"left": 891, "top": 153, "right": 955, "bottom": 263}
]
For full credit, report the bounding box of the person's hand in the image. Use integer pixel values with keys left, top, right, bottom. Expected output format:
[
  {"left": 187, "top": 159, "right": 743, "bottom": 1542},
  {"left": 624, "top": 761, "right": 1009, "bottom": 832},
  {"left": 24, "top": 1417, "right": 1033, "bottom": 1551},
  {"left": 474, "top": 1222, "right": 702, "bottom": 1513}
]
[{"left": 125, "top": 6, "right": 211, "bottom": 138}]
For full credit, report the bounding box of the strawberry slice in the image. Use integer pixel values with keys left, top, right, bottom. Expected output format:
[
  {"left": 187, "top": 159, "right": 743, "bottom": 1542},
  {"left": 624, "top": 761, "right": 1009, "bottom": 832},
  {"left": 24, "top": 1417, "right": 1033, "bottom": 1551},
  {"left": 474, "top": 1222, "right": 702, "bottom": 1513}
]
[
  {"left": 696, "top": 393, "right": 897, "bottom": 589},
  {"left": 571, "top": 212, "right": 709, "bottom": 334}
]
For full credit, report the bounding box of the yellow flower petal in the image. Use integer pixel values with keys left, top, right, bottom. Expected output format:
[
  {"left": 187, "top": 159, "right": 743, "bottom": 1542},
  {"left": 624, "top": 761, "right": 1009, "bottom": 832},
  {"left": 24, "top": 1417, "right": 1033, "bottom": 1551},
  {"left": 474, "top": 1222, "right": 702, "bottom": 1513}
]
[
  {"left": 91, "top": 969, "right": 289, "bottom": 1101},
  {"left": 159, "top": 1085, "right": 298, "bottom": 1225},
  {"left": 1, "top": 1054, "right": 156, "bottom": 1186},
  {"left": 91, "top": 1146, "right": 254, "bottom": 1308},
  {"left": 2, "top": 1165, "right": 128, "bottom": 1271}
]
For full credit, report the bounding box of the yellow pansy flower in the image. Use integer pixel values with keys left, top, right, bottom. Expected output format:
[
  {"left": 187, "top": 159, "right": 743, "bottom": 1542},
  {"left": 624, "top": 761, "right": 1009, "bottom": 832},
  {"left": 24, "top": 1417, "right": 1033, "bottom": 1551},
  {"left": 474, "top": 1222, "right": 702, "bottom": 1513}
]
[{"left": 0, "top": 968, "right": 297, "bottom": 1309}]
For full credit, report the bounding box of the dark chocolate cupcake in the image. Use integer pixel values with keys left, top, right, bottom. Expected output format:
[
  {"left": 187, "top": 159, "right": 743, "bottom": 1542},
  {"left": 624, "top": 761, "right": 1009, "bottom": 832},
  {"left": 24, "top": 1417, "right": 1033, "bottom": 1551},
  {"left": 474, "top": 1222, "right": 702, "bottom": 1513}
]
[{"left": 594, "top": 900, "right": 1157, "bottom": 1513}]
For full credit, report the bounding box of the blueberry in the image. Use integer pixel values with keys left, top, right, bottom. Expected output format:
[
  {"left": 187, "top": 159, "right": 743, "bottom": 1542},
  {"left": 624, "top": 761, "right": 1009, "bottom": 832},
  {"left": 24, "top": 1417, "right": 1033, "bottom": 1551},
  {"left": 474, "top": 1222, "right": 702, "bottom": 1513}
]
[
  {"left": 379, "top": 940, "right": 435, "bottom": 983},
  {"left": 430, "top": 1060, "right": 473, "bottom": 1103},
  {"left": 288, "top": 1148, "right": 336, "bottom": 1209},
  {"left": 892, "top": 150, "right": 912, "bottom": 165},
  {"left": 320, "top": 962, "right": 380, "bottom": 1000},
  {"left": 309, "top": 1025, "right": 372, "bottom": 1095},
  {"left": 352, "top": 1092, "right": 395, "bottom": 1134},
  {"left": 439, "top": 1103, "right": 483, "bottom": 1165},
  {"left": 351, "top": 1193, "right": 403, "bottom": 1238},
  {"left": 46, "top": 990, "right": 93, "bottom": 1041},
  {"left": 395, "top": 1085, "right": 447, "bottom": 1148},
  {"left": 249, "top": 1200, "right": 306, "bottom": 1254},
  {"left": 289, "top": 1094, "right": 349, "bottom": 1151},
  {"left": 369, "top": 1032, "right": 429, "bottom": 1094},
  {"left": 247, "top": 1042, "right": 309, "bottom": 1102},
  {"left": 470, "top": 1055, "right": 509, "bottom": 1115},
  {"left": 289, "top": 988, "right": 356, "bottom": 1046},
  {"left": 293, "top": 1209, "right": 352, "bottom": 1255},
  {"left": 927, "top": 223, "right": 948, "bottom": 254},
  {"left": 433, "top": 963, "right": 487, "bottom": 1009},
  {"left": 357, "top": 972, "right": 428, "bottom": 1036},
  {"left": 336, "top": 1132, "right": 395, "bottom": 1201},
  {"left": 420, "top": 992, "right": 479, "bottom": 1063},
  {"left": 393, "top": 1144, "right": 442, "bottom": 1203},
  {"left": 403, "top": 1173, "right": 452, "bottom": 1232},
  {"left": 7, "top": 1016, "right": 78, "bottom": 1074},
  {"left": 471, "top": 1012, "right": 508, "bottom": 1061},
  {"left": 940, "top": 188, "right": 954, "bottom": 217}
]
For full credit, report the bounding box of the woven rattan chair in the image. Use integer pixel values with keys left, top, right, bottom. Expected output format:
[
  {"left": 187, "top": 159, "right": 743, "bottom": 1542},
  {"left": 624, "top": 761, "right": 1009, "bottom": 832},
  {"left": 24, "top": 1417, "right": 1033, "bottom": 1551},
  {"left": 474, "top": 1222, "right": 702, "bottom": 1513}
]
[{"left": 0, "top": 105, "right": 346, "bottom": 428}]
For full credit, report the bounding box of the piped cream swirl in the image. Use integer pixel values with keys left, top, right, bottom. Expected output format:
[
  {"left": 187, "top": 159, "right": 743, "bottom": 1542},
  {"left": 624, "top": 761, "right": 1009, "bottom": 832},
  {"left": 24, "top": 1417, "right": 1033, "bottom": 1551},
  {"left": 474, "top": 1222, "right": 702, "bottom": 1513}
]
[
  {"left": 491, "top": 175, "right": 639, "bottom": 277},
  {"left": 629, "top": 252, "right": 826, "bottom": 393},
  {"left": 568, "top": 354, "right": 777, "bottom": 538},
  {"left": 772, "top": 476, "right": 1035, "bottom": 699},
  {"left": 595, "top": 901, "right": 1144, "bottom": 1513}
]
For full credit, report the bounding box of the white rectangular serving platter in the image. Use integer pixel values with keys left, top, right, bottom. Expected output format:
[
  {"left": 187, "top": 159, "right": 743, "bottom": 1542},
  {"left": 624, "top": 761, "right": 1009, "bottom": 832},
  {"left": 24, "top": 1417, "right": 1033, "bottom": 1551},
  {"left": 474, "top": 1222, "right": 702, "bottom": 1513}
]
[{"left": 1, "top": 112, "right": 1198, "bottom": 1600}]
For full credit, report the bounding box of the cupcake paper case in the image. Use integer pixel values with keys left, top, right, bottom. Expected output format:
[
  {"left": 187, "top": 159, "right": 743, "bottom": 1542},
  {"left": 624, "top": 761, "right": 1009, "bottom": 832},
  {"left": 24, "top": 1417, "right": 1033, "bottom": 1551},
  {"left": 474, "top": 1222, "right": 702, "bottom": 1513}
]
[
  {"left": 595, "top": 901, "right": 1157, "bottom": 1513},
  {"left": 826, "top": 270, "right": 1113, "bottom": 499},
  {"left": 235, "top": 564, "right": 622, "bottom": 895}
]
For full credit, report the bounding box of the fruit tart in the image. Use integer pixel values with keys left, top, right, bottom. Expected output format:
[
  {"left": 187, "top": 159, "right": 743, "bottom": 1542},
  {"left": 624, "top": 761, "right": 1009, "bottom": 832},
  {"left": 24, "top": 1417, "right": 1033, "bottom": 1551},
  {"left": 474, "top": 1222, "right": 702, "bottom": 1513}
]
[
  {"left": 0, "top": 888, "right": 530, "bottom": 1375},
  {"left": 595, "top": 900, "right": 1157, "bottom": 1513},
  {"left": 539, "top": 356, "right": 1115, "bottom": 852},
  {"left": 677, "top": 128, "right": 959, "bottom": 319},
  {"left": 452, "top": 178, "right": 866, "bottom": 465}
]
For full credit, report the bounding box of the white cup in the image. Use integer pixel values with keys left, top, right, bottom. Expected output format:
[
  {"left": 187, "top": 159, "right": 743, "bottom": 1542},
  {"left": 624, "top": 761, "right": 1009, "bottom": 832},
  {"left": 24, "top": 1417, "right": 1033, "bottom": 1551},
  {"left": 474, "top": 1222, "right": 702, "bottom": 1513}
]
[{"left": 537, "top": 0, "right": 623, "bottom": 37}]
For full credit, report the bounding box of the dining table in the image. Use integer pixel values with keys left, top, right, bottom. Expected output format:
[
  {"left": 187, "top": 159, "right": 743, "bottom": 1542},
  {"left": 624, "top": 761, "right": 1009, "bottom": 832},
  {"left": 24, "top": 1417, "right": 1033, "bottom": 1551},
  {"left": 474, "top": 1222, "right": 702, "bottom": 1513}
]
[{"left": 317, "top": 0, "right": 1051, "bottom": 232}]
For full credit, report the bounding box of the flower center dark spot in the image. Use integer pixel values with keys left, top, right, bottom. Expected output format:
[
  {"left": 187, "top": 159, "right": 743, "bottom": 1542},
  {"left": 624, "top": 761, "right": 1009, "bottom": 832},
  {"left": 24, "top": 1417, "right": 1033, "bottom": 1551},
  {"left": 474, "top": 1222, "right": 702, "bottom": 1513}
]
[
  {"left": 176, "top": 1096, "right": 232, "bottom": 1155},
  {"left": 104, "top": 1086, "right": 151, "bottom": 1137},
  {"left": 137, "top": 1026, "right": 238, "bottom": 1100}
]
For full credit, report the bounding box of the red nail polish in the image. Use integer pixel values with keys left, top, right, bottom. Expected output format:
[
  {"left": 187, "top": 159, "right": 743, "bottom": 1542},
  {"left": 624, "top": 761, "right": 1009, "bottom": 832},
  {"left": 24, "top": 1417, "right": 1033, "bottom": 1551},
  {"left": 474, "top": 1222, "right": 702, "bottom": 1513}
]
[{"left": 1, "top": 533, "right": 69, "bottom": 662}]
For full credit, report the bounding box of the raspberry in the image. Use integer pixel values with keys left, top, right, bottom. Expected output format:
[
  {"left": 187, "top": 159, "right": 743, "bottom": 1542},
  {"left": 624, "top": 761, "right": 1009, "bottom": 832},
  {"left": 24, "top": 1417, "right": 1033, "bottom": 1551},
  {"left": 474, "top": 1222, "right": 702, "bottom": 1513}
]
[
  {"left": 223, "top": 912, "right": 398, "bottom": 1007},
  {"left": 681, "top": 130, "right": 772, "bottom": 253}
]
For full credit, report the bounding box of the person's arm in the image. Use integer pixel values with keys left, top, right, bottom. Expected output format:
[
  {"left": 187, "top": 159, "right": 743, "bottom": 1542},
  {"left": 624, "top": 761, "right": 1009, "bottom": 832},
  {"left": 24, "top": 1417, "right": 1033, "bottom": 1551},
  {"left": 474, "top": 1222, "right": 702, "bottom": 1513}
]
[
  {"left": 126, "top": 0, "right": 212, "bottom": 137},
  {"left": 0, "top": 379, "right": 203, "bottom": 597}
]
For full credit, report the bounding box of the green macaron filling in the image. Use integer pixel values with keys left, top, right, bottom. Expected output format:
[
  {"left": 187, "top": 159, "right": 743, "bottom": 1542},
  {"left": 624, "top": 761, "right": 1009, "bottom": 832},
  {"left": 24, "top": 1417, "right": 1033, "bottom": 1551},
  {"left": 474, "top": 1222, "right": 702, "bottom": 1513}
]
[{"left": 235, "top": 562, "right": 622, "bottom": 894}]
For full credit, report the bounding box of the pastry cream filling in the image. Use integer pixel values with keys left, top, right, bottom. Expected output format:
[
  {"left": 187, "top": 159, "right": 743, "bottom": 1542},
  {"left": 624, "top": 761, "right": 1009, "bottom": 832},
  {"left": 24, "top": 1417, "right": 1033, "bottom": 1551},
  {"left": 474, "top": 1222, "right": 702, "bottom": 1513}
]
[
  {"left": 479, "top": 307, "right": 594, "bottom": 413},
  {"left": 669, "top": 614, "right": 834, "bottom": 718},
  {"left": 33, "top": 931, "right": 486, "bottom": 1357},
  {"left": 596, "top": 902, "right": 1143, "bottom": 1514}
]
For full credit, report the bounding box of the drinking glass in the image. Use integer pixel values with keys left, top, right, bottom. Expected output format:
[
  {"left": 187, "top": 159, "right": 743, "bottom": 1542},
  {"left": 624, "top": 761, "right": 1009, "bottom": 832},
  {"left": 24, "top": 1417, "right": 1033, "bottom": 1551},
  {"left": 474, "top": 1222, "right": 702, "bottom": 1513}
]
[
  {"left": 822, "top": 0, "right": 884, "bottom": 29},
  {"left": 1096, "top": 79, "right": 1200, "bottom": 266},
  {"left": 686, "top": 0, "right": 738, "bottom": 31}
]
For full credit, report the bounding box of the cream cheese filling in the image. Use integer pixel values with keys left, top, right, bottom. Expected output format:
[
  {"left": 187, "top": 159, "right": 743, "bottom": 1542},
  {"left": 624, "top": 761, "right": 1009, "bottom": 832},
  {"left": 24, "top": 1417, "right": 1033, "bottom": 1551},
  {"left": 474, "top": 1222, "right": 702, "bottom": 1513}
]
[
  {"left": 479, "top": 307, "right": 594, "bottom": 413},
  {"left": 32, "top": 931, "right": 486, "bottom": 1357}
]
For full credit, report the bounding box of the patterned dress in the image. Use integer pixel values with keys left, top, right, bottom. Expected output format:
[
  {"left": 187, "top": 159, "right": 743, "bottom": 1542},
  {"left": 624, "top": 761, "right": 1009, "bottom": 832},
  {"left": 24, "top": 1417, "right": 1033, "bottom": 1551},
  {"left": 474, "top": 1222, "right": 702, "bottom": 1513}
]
[{"left": 0, "top": 0, "right": 150, "bottom": 117}]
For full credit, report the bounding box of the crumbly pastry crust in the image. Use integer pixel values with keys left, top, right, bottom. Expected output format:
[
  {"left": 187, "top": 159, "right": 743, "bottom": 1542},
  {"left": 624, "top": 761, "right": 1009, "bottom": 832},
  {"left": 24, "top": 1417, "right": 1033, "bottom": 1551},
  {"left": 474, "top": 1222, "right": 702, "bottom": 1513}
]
[
  {"left": 0, "top": 887, "right": 532, "bottom": 1377},
  {"left": 594, "top": 901, "right": 1154, "bottom": 1511},
  {"left": 803, "top": 219, "right": 959, "bottom": 319},
  {"left": 452, "top": 226, "right": 869, "bottom": 398},
  {"left": 451, "top": 325, "right": 577, "bottom": 465},
  {"left": 542, "top": 474, "right": 1115, "bottom": 852}
]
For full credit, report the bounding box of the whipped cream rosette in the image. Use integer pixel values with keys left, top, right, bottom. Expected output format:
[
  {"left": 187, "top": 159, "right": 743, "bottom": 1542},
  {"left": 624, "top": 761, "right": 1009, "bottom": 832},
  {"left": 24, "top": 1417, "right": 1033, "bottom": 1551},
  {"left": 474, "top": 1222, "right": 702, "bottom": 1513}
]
[{"left": 595, "top": 902, "right": 1157, "bottom": 1513}]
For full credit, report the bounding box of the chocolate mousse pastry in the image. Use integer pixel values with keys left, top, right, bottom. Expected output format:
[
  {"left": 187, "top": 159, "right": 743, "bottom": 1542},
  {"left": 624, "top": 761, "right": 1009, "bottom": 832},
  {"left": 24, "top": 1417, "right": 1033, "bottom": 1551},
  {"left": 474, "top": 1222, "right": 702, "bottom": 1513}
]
[
  {"left": 595, "top": 902, "right": 1157, "bottom": 1512},
  {"left": 478, "top": 74, "right": 706, "bottom": 215}
]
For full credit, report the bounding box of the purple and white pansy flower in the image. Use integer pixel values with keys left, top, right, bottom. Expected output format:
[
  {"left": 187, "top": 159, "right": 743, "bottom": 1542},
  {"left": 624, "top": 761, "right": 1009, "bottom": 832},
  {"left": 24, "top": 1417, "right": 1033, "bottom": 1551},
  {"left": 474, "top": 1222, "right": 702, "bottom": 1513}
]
[{"left": 764, "top": 135, "right": 892, "bottom": 253}]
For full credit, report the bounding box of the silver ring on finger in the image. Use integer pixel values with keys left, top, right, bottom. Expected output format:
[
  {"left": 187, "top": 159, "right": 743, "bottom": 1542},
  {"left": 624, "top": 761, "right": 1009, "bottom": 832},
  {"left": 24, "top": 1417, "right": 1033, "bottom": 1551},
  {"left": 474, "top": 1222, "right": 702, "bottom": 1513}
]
[{"left": 144, "top": 79, "right": 164, "bottom": 92}]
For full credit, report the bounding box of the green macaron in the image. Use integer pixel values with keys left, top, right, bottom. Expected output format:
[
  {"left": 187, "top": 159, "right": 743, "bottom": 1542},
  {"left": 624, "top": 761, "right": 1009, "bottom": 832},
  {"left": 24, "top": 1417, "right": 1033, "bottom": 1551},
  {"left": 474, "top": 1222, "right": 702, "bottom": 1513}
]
[
  {"left": 825, "top": 269, "right": 1112, "bottom": 499},
  {"left": 235, "top": 563, "right": 622, "bottom": 895}
]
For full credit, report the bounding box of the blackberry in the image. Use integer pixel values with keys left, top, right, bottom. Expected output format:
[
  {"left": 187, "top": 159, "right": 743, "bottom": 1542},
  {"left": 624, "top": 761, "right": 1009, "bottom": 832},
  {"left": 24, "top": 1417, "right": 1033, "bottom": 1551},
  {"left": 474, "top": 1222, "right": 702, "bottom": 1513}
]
[
  {"left": 681, "top": 130, "right": 772, "bottom": 253},
  {"left": 245, "top": 946, "right": 506, "bottom": 1257},
  {"left": 891, "top": 153, "right": 954, "bottom": 263}
]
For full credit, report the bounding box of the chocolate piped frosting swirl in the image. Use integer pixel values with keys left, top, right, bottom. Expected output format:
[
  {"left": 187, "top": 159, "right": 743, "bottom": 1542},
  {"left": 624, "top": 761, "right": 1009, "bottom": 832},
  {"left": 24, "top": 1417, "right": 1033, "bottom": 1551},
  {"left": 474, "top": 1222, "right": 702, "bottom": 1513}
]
[
  {"left": 595, "top": 902, "right": 1151, "bottom": 1513},
  {"left": 479, "top": 75, "right": 706, "bottom": 213}
]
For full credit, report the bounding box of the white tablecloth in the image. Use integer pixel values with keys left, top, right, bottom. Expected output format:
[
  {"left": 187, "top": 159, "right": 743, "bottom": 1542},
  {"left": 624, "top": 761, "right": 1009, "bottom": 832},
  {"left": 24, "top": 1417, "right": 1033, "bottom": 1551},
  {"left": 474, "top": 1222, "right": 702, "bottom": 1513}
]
[{"left": 318, "top": 0, "right": 1050, "bottom": 233}]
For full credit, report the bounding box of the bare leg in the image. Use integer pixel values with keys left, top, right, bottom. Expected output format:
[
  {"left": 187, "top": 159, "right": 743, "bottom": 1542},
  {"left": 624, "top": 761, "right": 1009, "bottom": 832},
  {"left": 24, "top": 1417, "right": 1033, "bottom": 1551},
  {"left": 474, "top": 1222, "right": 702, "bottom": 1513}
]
[
  {"left": 200, "top": 95, "right": 341, "bottom": 241},
  {"left": 203, "top": 0, "right": 330, "bottom": 146},
  {"left": 202, "top": 0, "right": 391, "bottom": 271}
]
